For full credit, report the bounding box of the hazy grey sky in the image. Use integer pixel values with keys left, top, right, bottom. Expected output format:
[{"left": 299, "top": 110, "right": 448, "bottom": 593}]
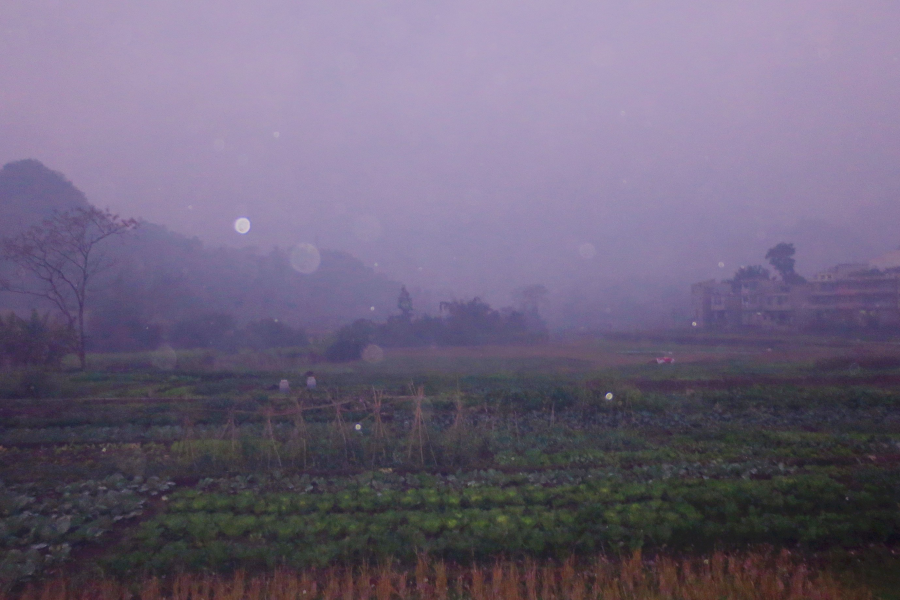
[{"left": 2, "top": 0, "right": 899, "bottom": 324}]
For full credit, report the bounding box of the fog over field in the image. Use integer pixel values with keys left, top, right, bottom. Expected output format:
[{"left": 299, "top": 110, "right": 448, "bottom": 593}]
[{"left": 2, "top": 1, "right": 899, "bottom": 328}]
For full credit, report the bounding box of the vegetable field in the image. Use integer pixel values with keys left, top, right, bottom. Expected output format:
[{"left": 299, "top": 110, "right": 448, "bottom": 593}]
[{"left": 1, "top": 343, "right": 900, "bottom": 597}]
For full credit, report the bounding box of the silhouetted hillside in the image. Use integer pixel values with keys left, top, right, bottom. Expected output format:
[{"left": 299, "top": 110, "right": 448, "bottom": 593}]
[
  {"left": 90, "top": 223, "right": 402, "bottom": 350},
  {"left": 0, "top": 160, "right": 90, "bottom": 238},
  {"left": 0, "top": 160, "right": 402, "bottom": 351}
]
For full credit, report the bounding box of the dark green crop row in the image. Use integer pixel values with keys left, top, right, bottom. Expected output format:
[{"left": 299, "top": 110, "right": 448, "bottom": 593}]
[
  {"left": 111, "top": 503, "right": 900, "bottom": 574},
  {"left": 168, "top": 473, "right": 891, "bottom": 517},
  {"left": 119, "top": 490, "right": 900, "bottom": 573},
  {"left": 109, "top": 469, "right": 900, "bottom": 574}
]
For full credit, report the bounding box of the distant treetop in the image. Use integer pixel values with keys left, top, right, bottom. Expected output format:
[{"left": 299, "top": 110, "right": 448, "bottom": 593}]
[
  {"left": 765, "top": 242, "right": 806, "bottom": 284},
  {"left": 732, "top": 265, "right": 770, "bottom": 281}
]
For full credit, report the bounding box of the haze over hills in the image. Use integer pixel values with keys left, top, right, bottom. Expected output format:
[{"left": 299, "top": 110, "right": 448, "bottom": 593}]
[
  {"left": 3, "top": 158, "right": 897, "bottom": 341},
  {"left": 0, "top": 159, "right": 403, "bottom": 350},
  {"left": 3, "top": 2, "right": 900, "bottom": 332}
]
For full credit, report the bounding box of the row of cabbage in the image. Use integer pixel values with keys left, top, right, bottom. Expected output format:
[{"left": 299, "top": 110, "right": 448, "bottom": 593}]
[
  {"left": 112, "top": 468, "right": 900, "bottom": 572},
  {"left": 174, "top": 477, "right": 842, "bottom": 516},
  {"left": 0, "top": 474, "right": 174, "bottom": 588},
  {"left": 2, "top": 426, "right": 896, "bottom": 475},
  {"left": 187, "top": 462, "right": 803, "bottom": 497}
]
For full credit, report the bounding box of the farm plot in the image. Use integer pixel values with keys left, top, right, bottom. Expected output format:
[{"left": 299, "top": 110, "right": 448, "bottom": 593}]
[
  {"left": 107, "top": 466, "right": 900, "bottom": 573},
  {"left": 0, "top": 369, "right": 899, "bottom": 593}
]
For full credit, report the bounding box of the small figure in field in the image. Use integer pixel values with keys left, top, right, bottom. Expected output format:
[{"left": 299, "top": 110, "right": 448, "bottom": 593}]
[
  {"left": 305, "top": 371, "right": 316, "bottom": 390},
  {"left": 279, "top": 379, "right": 290, "bottom": 393}
]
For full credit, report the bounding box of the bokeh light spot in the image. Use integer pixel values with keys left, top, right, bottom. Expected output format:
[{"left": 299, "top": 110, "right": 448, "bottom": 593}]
[
  {"left": 290, "top": 243, "right": 321, "bottom": 274},
  {"left": 234, "top": 217, "right": 251, "bottom": 234},
  {"left": 151, "top": 344, "right": 177, "bottom": 370},
  {"left": 362, "top": 344, "right": 384, "bottom": 363}
]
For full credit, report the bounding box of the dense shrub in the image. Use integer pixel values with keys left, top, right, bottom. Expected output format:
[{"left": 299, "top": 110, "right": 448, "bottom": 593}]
[
  {"left": 322, "top": 297, "right": 547, "bottom": 358},
  {"left": 324, "top": 319, "right": 376, "bottom": 361},
  {"left": 0, "top": 311, "right": 76, "bottom": 368},
  {"left": 169, "top": 314, "right": 308, "bottom": 352},
  {"left": 242, "top": 318, "right": 308, "bottom": 350},
  {"left": 170, "top": 313, "right": 237, "bottom": 350}
]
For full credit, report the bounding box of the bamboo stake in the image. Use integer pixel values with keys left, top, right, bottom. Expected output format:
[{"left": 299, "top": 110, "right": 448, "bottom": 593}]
[
  {"left": 406, "top": 385, "right": 435, "bottom": 467},
  {"left": 407, "top": 386, "right": 426, "bottom": 466},
  {"left": 291, "top": 399, "right": 309, "bottom": 470},
  {"left": 372, "top": 387, "right": 388, "bottom": 465},
  {"left": 261, "top": 406, "right": 282, "bottom": 468},
  {"left": 181, "top": 415, "right": 196, "bottom": 463},
  {"left": 331, "top": 394, "right": 350, "bottom": 466},
  {"left": 451, "top": 389, "right": 465, "bottom": 466},
  {"left": 219, "top": 408, "right": 238, "bottom": 457}
]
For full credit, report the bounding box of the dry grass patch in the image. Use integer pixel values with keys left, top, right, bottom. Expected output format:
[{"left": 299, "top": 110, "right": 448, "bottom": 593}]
[{"left": 6, "top": 550, "right": 871, "bottom": 600}]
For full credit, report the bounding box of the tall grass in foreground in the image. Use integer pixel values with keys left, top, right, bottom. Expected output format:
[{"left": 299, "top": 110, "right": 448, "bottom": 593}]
[{"left": 7, "top": 550, "right": 870, "bottom": 600}]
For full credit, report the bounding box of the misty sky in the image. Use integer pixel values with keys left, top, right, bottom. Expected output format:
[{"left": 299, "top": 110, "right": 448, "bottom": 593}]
[{"left": 2, "top": 1, "right": 900, "bottom": 325}]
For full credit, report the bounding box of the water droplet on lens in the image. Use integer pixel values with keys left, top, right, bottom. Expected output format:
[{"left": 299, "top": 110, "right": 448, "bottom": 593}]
[
  {"left": 362, "top": 344, "right": 384, "bottom": 363},
  {"left": 290, "top": 243, "right": 321, "bottom": 274},
  {"left": 234, "top": 218, "right": 251, "bottom": 234},
  {"left": 151, "top": 344, "right": 177, "bottom": 370}
]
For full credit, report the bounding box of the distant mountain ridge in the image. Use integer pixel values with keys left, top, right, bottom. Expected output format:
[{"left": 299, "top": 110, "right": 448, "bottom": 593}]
[
  {"left": 0, "top": 159, "right": 91, "bottom": 237},
  {"left": 0, "top": 159, "right": 402, "bottom": 351}
]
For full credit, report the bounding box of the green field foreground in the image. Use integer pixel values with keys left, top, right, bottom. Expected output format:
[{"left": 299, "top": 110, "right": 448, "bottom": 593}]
[{"left": 1, "top": 338, "right": 900, "bottom": 597}]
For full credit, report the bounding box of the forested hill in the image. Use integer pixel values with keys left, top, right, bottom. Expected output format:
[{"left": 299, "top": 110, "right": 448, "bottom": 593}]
[
  {"left": 0, "top": 159, "right": 402, "bottom": 351},
  {"left": 0, "top": 160, "right": 91, "bottom": 237}
]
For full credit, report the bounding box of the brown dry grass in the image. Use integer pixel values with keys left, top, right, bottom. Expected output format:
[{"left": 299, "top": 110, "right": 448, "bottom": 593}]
[{"left": 6, "top": 550, "right": 870, "bottom": 600}]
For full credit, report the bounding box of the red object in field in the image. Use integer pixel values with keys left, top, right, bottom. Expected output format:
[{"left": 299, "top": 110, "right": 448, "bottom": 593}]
[{"left": 655, "top": 357, "right": 674, "bottom": 364}]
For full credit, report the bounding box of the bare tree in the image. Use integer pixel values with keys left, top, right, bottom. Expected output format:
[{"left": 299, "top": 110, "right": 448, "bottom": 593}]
[{"left": 0, "top": 206, "right": 138, "bottom": 369}]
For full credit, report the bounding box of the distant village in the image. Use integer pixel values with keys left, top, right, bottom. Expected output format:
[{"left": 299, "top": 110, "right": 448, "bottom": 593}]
[{"left": 691, "top": 243, "right": 900, "bottom": 331}]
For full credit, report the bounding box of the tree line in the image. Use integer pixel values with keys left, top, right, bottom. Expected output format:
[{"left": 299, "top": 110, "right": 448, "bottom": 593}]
[
  {"left": 323, "top": 286, "right": 548, "bottom": 361},
  {"left": 728, "top": 242, "right": 806, "bottom": 290}
]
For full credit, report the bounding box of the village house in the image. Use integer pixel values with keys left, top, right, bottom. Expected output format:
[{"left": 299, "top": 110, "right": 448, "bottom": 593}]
[{"left": 691, "top": 251, "right": 900, "bottom": 330}]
